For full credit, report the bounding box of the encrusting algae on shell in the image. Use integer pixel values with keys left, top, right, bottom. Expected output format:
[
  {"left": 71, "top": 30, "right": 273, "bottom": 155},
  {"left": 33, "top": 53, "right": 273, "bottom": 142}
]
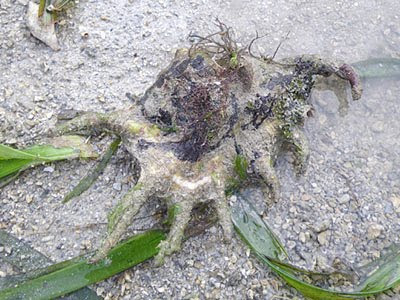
[{"left": 55, "top": 23, "right": 362, "bottom": 265}]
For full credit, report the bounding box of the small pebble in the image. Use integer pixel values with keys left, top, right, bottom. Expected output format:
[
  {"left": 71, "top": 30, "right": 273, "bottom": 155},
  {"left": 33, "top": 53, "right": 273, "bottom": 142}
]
[
  {"left": 34, "top": 95, "right": 45, "bottom": 102},
  {"left": 4, "top": 89, "right": 14, "bottom": 98},
  {"left": 317, "top": 231, "right": 329, "bottom": 245},
  {"left": 43, "top": 166, "right": 54, "bottom": 173},
  {"left": 371, "top": 121, "right": 385, "bottom": 133},
  {"left": 338, "top": 194, "right": 350, "bottom": 204},
  {"left": 390, "top": 196, "right": 400, "bottom": 212},
  {"left": 299, "top": 232, "right": 306, "bottom": 243},
  {"left": 5, "top": 138, "right": 17, "bottom": 144},
  {"left": 230, "top": 254, "right": 237, "bottom": 264},
  {"left": 287, "top": 240, "right": 296, "bottom": 249},
  {"left": 186, "top": 259, "right": 194, "bottom": 267},
  {"left": 113, "top": 182, "right": 122, "bottom": 191},
  {"left": 41, "top": 236, "right": 54, "bottom": 242},
  {"left": 26, "top": 195, "right": 33, "bottom": 204},
  {"left": 367, "top": 223, "right": 384, "bottom": 239},
  {"left": 312, "top": 219, "right": 330, "bottom": 233}
]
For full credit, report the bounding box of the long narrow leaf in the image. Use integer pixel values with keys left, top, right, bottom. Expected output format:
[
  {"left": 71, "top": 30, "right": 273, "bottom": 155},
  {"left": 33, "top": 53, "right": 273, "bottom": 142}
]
[
  {"left": 352, "top": 58, "right": 400, "bottom": 79},
  {"left": 0, "top": 230, "right": 101, "bottom": 300},
  {"left": 0, "top": 201, "right": 221, "bottom": 299},
  {"left": 232, "top": 193, "right": 400, "bottom": 299},
  {"left": 38, "top": 0, "right": 46, "bottom": 17},
  {"left": 0, "top": 230, "right": 165, "bottom": 300},
  {"left": 0, "top": 136, "right": 97, "bottom": 184},
  {"left": 356, "top": 246, "right": 400, "bottom": 292},
  {"left": 23, "top": 145, "right": 79, "bottom": 161},
  {"left": 0, "top": 159, "right": 36, "bottom": 179},
  {"left": 0, "top": 144, "right": 39, "bottom": 160},
  {"left": 63, "top": 137, "right": 121, "bottom": 203},
  {"left": 231, "top": 195, "right": 287, "bottom": 260}
]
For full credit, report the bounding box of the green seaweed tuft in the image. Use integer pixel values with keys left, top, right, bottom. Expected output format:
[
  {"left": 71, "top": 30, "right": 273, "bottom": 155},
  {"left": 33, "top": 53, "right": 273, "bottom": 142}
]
[{"left": 234, "top": 155, "right": 248, "bottom": 181}]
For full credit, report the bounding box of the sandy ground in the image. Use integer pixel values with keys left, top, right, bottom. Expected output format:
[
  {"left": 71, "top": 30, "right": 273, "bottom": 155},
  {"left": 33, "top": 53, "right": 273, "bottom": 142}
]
[{"left": 1, "top": 0, "right": 400, "bottom": 299}]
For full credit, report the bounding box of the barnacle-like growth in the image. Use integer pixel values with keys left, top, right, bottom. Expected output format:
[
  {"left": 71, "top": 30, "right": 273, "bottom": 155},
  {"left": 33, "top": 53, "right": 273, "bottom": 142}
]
[{"left": 55, "top": 25, "right": 362, "bottom": 264}]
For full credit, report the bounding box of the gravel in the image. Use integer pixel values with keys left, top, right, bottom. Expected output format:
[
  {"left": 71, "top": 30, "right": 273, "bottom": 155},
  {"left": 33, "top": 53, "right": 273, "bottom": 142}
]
[{"left": 1, "top": 0, "right": 400, "bottom": 299}]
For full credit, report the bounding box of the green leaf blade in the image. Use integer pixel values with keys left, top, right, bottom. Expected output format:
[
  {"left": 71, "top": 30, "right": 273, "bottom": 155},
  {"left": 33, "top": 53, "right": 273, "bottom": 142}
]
[
  {"left": 232, "top": 192, "right": 400, "bottom": 299},
  {"left": 63, "top": 137, "right": 121, "bottom": 203},
  {"left": 0, "top": 144, "right": 38, "bottom": 160},
  {"left": 0, "top": 230, "right": 101, "bottom": 299},
  {"left": 0, "top": 137, "right": 97, "bottom": 184},
  {"left": 0, "top": 230, "right": 165, "bottom": 300},
  {"left": 0, "top": 159, "right": 37, "bottom": 179},
  {"left": 356, "top": 246, "right": 400, "bottom": 293},
  {"left": 231, "top": 195, "right": 287, "bottom": 260},
  {"left": 23, "top": 145, "right": 79, "bottom": 161}
]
